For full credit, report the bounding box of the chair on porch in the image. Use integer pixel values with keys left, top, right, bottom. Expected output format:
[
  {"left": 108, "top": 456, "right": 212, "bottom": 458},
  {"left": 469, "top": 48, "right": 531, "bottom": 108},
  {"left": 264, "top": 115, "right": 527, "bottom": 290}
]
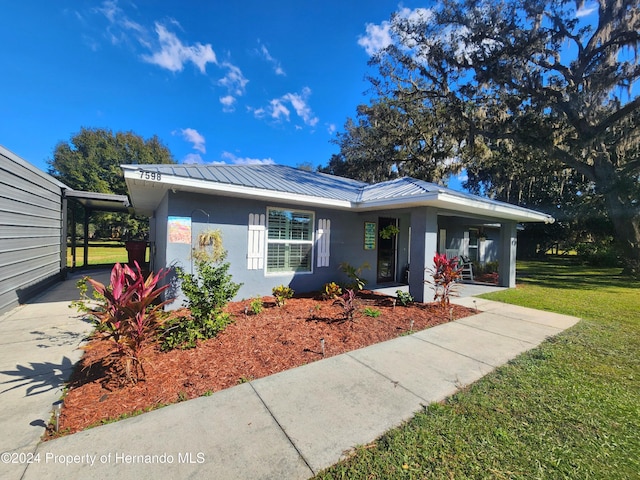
[
  {"left": 445, "top": 249, "right": 459, "bottom": 260},
  {"left": 459, "top": 255, "right": 474, "bottom": 282}
]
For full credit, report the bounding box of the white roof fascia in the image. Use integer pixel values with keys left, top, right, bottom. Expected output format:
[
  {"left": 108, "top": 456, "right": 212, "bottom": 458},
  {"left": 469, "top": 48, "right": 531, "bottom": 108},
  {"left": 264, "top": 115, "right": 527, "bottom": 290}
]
[
  {"left": 435, "top": 191, "right": 555, "bottom": 223},
  {"left": 354, "top": 193, "right": 440, "bottom": 211},
  {"left": 355, "top": 191, "right": 553, "bottom": 223},
  {"left": 123, "top": 167, "right": 554, "bottom": 223}
]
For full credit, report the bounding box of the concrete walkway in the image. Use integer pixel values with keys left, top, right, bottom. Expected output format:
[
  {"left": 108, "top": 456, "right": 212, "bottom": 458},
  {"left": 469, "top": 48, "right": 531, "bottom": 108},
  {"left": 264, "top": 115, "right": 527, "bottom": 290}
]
[{"left": 0, "top": 274, "right": 580, "bottom": 480}]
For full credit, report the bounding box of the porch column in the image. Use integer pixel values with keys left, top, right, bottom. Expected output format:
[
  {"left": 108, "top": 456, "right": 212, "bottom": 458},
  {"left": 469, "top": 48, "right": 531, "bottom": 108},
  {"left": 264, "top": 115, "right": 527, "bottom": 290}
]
[
  {"left": 498, "top": 221, "right": 517, "bottom": 287},
  {"left": 409, "top": 207, "right": 438, "bottom": 303}
]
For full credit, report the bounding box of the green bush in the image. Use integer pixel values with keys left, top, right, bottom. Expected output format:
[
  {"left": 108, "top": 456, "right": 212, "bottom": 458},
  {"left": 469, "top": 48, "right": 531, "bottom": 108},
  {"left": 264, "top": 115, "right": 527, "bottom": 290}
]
[
  {"left": 272, "top": 285, "right": 294, "bottom": 307},
  {"left": 474, "top": 261, "right": 499, "bottom": 276},
  {"left": 395, "top": 290, "right": 413, "bottom": 306},
  {"left": 161, "top": 309, "right": 233, "bottom": 351},
  {"left": 249, "top": 296, "right": 264, "bottom": 315},
  {"left": 362, "top": 307, "right": 381, "bottom": 317},
  {"left": 162, "top": 255, "right": 241, "bottom": 350},
  {"left": 322, "top": 281, "right": 342, "bottom": 300},
  {"left": 339, "top": 262, "right": 370, "bottom": 292},
  {"left": 576, "top": 241, "right": 621, "bottom": 267}
]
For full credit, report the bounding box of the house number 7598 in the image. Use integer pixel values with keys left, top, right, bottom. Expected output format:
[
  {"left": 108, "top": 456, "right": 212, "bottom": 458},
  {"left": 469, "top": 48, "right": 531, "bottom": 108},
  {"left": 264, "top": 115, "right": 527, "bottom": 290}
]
[{"left": 139, "top": 171, "right": 162, "bottom": 181}]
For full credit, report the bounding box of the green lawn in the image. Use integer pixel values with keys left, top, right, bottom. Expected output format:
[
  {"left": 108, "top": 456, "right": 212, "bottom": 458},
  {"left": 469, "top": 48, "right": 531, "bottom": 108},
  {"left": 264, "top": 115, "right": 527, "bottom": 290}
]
[
  {"left": 66, "top": 241, "right": 141, "bottom": 267},
  {"left": 316, "top": 258, "right": 640, "bottom": 479}
]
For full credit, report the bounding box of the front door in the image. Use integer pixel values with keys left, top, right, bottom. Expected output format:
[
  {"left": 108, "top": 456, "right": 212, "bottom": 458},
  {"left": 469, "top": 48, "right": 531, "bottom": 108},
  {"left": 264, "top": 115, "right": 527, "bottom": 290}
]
[{"left": 377, "top": 217, "right": 398, "bottom": 283}]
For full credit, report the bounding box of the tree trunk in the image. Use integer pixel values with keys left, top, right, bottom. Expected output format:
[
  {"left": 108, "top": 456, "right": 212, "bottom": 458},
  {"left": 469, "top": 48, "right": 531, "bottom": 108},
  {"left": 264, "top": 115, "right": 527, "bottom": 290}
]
[
  {"left": 603, "top": 190, "right": 640, "bottom": 275},
  {"left": 594, "top": 157, "right": 640, "bottom": 275}
]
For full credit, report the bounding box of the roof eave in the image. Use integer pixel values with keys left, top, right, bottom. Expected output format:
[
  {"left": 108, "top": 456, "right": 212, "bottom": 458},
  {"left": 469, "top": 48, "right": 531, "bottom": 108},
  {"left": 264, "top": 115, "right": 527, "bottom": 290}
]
[
  {"left": 123, "top": 169, "right": 353, "bottom": 214},
  {"left": 123, "top": 167, "right": 554, "bottom": 224},
  {"left": 356, "top": 192, "right": 554, "bottom": 223}
]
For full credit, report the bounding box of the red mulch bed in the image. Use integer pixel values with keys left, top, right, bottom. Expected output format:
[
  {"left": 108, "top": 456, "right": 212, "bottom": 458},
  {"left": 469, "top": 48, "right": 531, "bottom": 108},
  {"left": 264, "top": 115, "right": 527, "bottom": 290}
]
[{"left": 46, "top": 291, "right": 474, "bottom": 439}]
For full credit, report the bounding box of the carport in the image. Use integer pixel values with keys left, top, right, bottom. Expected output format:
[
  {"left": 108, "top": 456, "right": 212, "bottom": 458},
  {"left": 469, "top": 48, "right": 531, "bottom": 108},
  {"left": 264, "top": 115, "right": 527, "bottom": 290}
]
[{"left": 63, "top": 190, "right": 131, "bottom": 269}]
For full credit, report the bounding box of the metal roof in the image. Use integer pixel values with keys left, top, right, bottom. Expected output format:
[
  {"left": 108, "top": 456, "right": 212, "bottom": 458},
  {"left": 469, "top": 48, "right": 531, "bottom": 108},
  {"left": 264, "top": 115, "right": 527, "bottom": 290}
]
[
  {"left": 64, "top": 190, "right": 131, "bottom": 213},
  {"left": 130, "top": 164, "right": 367, "bottom": 202},
  {"left": 122, "top": 163, "right": 554, "bottom": 223}
]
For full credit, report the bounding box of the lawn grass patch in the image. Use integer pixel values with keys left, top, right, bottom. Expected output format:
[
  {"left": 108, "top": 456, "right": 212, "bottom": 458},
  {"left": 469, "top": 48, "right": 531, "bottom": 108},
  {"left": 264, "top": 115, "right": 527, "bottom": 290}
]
[
  {"left": 315, "top": 258, "right": 640, "bottom": 479},
  {"left": 66, "top": 241, "right": 142, "bottom": 267}
]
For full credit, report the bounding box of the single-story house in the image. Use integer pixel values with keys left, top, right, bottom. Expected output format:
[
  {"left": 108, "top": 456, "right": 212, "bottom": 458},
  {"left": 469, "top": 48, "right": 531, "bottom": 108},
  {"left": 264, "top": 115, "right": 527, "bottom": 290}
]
[{"left": 122, "top": 164, "right": 554, "bottom": 304}]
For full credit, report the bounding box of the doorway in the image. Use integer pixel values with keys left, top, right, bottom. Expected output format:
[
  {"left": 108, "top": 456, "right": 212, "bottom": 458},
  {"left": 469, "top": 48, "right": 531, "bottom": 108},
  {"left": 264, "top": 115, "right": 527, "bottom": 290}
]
[{"left": 377, "top": 217, "right": 398, "bottom": 283}]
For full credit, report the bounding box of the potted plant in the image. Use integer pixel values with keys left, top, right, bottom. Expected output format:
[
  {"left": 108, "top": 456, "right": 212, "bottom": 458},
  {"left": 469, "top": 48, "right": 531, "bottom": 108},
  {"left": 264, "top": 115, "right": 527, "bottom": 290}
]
[
  {"left": 379, "top": 224, "right": 400, "bottom": 239},
  {"left": 123, "top": 228, "right": 148, "bottom": 267}
]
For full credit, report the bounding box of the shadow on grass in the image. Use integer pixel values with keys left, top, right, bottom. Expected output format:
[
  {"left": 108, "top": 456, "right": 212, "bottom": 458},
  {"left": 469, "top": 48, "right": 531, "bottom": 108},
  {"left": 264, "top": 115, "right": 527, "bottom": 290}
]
[{"left": 517, "top": 257, "right": 639, "bottom": 291}]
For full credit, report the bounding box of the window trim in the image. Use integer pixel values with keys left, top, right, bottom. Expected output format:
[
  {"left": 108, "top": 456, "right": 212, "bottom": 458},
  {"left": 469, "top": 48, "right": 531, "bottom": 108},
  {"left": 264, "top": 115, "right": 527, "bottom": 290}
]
[{"left": 265, "top": 207, "right": 315, "bottom": 275}]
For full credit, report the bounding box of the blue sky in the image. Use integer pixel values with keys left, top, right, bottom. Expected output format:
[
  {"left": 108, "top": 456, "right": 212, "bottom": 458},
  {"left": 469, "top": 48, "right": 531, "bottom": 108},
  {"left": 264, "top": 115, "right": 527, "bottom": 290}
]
[{"left": 0, "top": 1, "right": 431, "bottom": 176}]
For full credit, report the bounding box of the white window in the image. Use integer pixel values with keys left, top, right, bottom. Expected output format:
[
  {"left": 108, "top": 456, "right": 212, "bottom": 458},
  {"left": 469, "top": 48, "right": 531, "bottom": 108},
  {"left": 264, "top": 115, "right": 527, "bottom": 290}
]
[{"left": 267, "top": 208, "right": 314, "bottom": 273}]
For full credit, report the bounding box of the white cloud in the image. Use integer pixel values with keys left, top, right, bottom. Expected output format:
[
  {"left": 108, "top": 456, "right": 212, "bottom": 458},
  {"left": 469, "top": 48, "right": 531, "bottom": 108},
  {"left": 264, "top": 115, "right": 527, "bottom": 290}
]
[
  {"left": 358, "top": 21, "right": 393, "bottom": 56},
  {"left": 183, "top": 153, "right": 203, "bottom": 164},
  {"left": 258, "top": 87, "right": 318, "bottom": 127},
  {"left": 95, "top": 0, "right": 145, "bottom": 45},
  {"left": 218, "top": 62, "right": 249, "bottom": 96},
  {"left": 221, "top": 151, "right": 275, "bottom": 165},
  {"left": 257, "top": 41, "right": 286, "bottom": 76},
  {"left": 219, "top": 95, "right": 236, "bottom": 112},
  {"left": 142, "top": 22, "right": 217, "bottom": 73},
  {"left": 269, "top": 98, "right": 291, "bottom": 121},
  {"left": 178, "top": 128, "right": 206, "bottom": 153},
  {"left": 283, "top": 87, "right": 319, "bottom": 126},
  {"left": 576, "top": 2, "right": 597, "bottom": 17},
  {"left": 358, "top": 7, "right": 432, "bottom": 57},
  {"left": 96, "top": 0, "right": 119, "bottom": 25},
  {"left": 327, "top": 123, "right": 337, "bottom": 135},
  {"left": 250, "top": 106, "right": 266, "bottom": 118}
]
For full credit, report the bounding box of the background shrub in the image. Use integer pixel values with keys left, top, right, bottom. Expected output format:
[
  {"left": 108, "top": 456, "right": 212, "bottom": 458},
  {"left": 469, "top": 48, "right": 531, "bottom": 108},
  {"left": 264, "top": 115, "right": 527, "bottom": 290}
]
[{"left": 162, "top": 255, "right": 241, "bottom": 350}]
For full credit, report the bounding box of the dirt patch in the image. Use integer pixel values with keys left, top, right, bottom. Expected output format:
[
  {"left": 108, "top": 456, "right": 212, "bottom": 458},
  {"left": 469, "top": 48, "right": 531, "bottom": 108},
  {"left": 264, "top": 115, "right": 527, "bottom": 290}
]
[{"left": 47, "top": 291, "right": 474, "bottom": 439}]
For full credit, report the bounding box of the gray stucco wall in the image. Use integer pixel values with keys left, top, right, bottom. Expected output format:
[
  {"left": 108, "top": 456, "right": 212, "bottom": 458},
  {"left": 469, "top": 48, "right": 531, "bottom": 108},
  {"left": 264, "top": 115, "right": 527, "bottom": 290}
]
[
  {"left": 437, "top": 216, "right": 501, "bottom": 264},
  {"left": 157, "top": 191, "right": 412, "bottom": 307},
  {"left": 150, "top": 188, "right": 528, "bottom": 309},
  {"left": 0, "top": 146, "right": 65, "bottom": 315}
]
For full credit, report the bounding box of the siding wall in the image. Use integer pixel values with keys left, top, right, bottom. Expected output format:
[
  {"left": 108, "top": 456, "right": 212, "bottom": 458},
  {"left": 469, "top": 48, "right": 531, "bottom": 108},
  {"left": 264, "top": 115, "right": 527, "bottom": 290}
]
[{"left": 0, "top": 146, "right": 65, "bottom": 315}]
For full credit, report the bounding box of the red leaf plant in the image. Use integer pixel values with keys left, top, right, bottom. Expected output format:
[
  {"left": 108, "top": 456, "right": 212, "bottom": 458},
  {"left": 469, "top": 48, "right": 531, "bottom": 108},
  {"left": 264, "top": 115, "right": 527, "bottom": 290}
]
[
  {"left": 429, "top": 253, "right": 463, "bottom": 308},
  {"left": 85, "top": 262, "right": 172, "bottom": 384}
]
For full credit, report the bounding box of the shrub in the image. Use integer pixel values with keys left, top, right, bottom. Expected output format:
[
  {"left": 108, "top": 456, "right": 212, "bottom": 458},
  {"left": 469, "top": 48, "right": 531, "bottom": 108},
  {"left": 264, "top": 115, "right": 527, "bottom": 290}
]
[
  {"left": 333, "top": 289, "right": 357, "bottom": 321},
  {"left": 249, "top": 296, "right": 264, "bottom": 315},
  {"left": 82, "top": 262, "right": 172, "bottom": 383},
  {"left": 322, "top": 281, "right": 342, "bottom": 300},
  {"left": 474, "top": 261, "right": 499, "bottom": 276},
  {"left": 576, "top": 241, "right": 621, "bottom": 267},
  {"left": 272, "top": 285, "right": 294, "bottom": 307},
  {"left": 161, "top": 309, "right": 233, "bottom": 351},
  {"left": 395, "top": 290, "right": 414, "bottom": 306},
  {"left": 162, "top": 253, "right": 241, "bottom": 350},
  {"left": 428, "top": 253, "right": 462, "bottom": 307},
  {"left": 339, "top": 262, "right": 370, "bottom": 292},
  {"left": 362, "top": 307, "right": 381, "bottom": 317}
]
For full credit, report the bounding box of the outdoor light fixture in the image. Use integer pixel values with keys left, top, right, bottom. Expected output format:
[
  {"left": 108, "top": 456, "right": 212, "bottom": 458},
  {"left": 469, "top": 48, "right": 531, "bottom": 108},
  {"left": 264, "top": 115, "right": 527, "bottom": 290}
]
[
  {"left": 320, "top": 338, "right": 325, "bottom": 357},
  {"left": 53, "top": 401, "right": 62, "bottom": 432}
]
